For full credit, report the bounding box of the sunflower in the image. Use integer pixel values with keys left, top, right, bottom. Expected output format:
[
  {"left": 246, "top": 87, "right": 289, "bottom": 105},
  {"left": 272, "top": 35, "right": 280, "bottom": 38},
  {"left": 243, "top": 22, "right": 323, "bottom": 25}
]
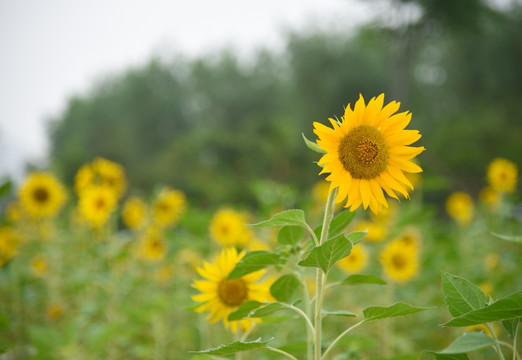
[
  {"left": 19, "top": 172, "right": 66, "bottom": 219},
  {"left": 314, "top": 94, "right": 424, "bottom": 214},
  {"left": 487, "top": 158, "right": 518, "bottom": 193},
  {"left": 152, "top": 187, "right": 187, "bottom": 228},
  {"left": 396, "top": 227, "right": 421, "bottom": 251},
  {"left": 337, "top": 243, "right": 368, "bottom": 273},
  {"left": 0, "top": 226, "right": 20, "bottom": 267},
  {"left": 30, "top": 255, "right": 49, "bottom": 277},
  {"left": 4, "top": 202, "right": 23, "bottom": 222},
  {"left": 380, "top": 239, "right": 418, "bottom": 283},
  {"left": 353, "top": 220, "right": 387, "bottom": 242},
  {"left": 74, "top": 157, "right": 127, "bottom": 198},
  {"left": 136, "top": 228, "right": 167, "bottom": 262},
  {"left": 191, "top": 247, "right": 271, "bottom": 333},
  {"left": 78, "top": 185, "right": 117, "bottom": 228},
  {"left": 210, "top": 208, "right": 252, "bottom": 247},
  {"left": 446, "top": 192, "right": 474, "bottom": 226},
  {"left": 122, "top": 196, "right": 148, "bottom": 231}
]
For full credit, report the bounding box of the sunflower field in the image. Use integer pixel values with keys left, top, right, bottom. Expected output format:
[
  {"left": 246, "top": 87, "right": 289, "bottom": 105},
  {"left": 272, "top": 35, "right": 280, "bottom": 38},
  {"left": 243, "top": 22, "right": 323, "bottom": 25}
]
[{"left": 2, "top": 1, "right": 522, "bottom": 359}]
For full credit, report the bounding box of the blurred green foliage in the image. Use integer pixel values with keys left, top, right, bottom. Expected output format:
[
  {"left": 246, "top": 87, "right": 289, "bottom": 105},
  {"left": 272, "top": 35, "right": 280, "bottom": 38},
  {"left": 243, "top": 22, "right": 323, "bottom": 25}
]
[{"left": 49, "top": 0, "right": 522, "bottom": 206}]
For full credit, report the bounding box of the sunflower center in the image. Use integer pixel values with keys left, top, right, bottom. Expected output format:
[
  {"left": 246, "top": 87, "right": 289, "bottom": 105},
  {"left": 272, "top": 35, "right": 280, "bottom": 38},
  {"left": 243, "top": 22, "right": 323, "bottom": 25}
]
[
  {"left": 391, "top": 254, "right": 406, "bottom": 269},
  {"left": 218, "top": 278, "right": 248, "bottom": 306},
  {"left": 338, "top": 125, "right": 388, "bottom": 179},
  {"left": 33, "top": 187, "right": 49, "bottom": 203}
]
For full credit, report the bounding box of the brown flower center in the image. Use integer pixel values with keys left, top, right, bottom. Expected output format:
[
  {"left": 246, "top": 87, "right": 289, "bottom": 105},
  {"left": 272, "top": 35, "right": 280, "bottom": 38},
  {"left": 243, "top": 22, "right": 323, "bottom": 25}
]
[
  {"left": 338, "top": 125, "right": 388, "bottom": 179},
  {"left": 391, "top": 254, "right": 406, "bottom": 269},
  {"left": 218, "top": 278, "right": 248, "bottom": 306},
  {"left": 33, "top": 187, "right": 49, "bottom": 203}
]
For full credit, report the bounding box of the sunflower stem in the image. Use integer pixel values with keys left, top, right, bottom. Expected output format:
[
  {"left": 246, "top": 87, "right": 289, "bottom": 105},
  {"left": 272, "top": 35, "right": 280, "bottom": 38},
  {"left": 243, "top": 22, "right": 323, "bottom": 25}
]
[
  {"left": 265, "top": 346, "right": 299, "bottom": 360},
  {"left": 314, "top": 187, "right": 338, "bottom": 360}
]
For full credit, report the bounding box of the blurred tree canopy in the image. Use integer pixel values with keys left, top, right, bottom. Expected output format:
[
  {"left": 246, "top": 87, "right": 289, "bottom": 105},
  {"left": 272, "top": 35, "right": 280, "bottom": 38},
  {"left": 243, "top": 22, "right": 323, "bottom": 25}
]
[{"left": 49, "top": 0, "right": 522, "bottom": 207}]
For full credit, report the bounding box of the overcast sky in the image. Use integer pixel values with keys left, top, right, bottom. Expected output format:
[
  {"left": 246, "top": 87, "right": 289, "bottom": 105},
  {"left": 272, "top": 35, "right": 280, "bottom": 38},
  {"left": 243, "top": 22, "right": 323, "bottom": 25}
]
[{"left": 0, "top": 0, "right": 377, "bottom": 180}]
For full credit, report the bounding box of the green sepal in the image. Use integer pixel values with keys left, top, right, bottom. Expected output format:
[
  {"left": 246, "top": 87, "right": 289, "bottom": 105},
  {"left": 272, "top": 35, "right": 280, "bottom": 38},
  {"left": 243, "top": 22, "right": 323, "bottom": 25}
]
[{"left": 302, "top": 133, "right": 326, "bottom": 154}]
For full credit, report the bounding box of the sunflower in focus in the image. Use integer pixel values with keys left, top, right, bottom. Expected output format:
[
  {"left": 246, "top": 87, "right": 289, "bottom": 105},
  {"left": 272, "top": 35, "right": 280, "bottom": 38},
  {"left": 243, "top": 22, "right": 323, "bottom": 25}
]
[
  {"left": 0, "top": 226, "right": 20, "bottom": 267},
  {"left": 78, "top": 185, "right": 117, "bottom": 228},
  {"left": 191, "top": 247, "right": 271, "bottom": 333},
  {"left": 337, "top": 244, "right": 368, "bottom": 273},
  {"left": 314, "top": 94, "right": 424, "bottom": 214},
  {"left": 19, "top": 172, "right": 66, "bottom": 219},
  {"left": 210, "top": 208, "right": 252, "bottom": 247},
  {"left": 122, "top": 196, "right": 148, "bottom": 231},
  {"left": 487, "top": 158, "right": 518, "bottom": 193},
  {"left": 152, "top": 187, "right": 186, "bottom": 228},
  {"left": 380, "top": 239, "right": 418, "bottom": 283},
  {"left": 137, "top": 228, "right": 167, "bottom": 262},
  {"left": 446, "top": 192, "right": 474, "bottom": 226}
]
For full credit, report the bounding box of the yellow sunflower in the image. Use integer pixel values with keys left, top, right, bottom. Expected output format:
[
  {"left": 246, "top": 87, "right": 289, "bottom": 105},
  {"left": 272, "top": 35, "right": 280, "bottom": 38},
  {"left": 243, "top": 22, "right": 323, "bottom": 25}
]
[
  {"left": 479, "top": 187, "right": 500, "bottom": 210},
  {"left": 152, "top": 187, "right": 187, "bottom": 228},
  {"left": 380, "top": 239, "right": 418, "bottom": 283},
  {"left": 4, "top": 201, "right": 23, "bottom": 222},
  {"left": 337, "top": 243, "right": 368, "bottom": 273},
  {"left": 353, "top": 220, "right": 387, "bottom": 242},
  {"left": 487, "top": 158, "right": 518, "bottom": 193},
  {"left": 210, "top": 208, "right": 252, "bottom": 247},
  {"left": 74, "top": 157, "right": 127, "bottom": 198},
  {"left": 74, "top": 163, "right": 95, "bottom": 194},
  {"left": 446, "top": 192, "right": 474, "bottom": 226},
  {"left": 396, "top": 227, "right": 421, "bottom": 251},
  {"left": 314, "top": 94, "right": 424, "bottom": 214},
  {"left": 136, "top": 228, "right": 167, "bottom": 262},
  {"left": 30, "top": 255, "right": 49, "bottom": 277},
  {"left": 19, "top": 172, "right": 66, "bottom": 219},
  {"left": 78, "top": 185, "right": 117, "bottom": 228},
  {"left": 0, "top": 226, "right": 20, "bottom": 267},
  {"left": 122, "top": 196, "right": 148, "bottom": 231},
  {"left": 191, "top": 247, "right": 271, "bottom": 333}
]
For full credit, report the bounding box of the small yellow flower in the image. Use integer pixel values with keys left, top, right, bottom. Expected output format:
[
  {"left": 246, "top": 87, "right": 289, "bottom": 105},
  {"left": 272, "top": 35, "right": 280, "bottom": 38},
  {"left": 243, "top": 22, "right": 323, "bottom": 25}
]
[
  {"left": 314, "top": 94, "right": 424, "bottom": 214},
  {"left": 137, "top": 228, "right": 167, "bottom": 262},
  {"left": 354, "top": 220, "right": 387, "bottom": 242},
  {"left": 483, "top": 252, "right": 500, "bottom": 271},
  {"left": 5, "top": 202, "right": 23, "bottom": 222},
  {"left": 446, "top": 192, "right": 474, "bottom": 226},
  {"left": 19, "top": 172, "right": 66, "bottom": 219},
  {"left": 396, "top": 227, "right": 422, "bottom": 251},
  {"left": 74, "top": 163, "right": 95, "bottom": 194},
  {"left": 30, "top": 255, "right": 49, "bottom": 277},
  {"left": 78, "top": 185, "right": 117, "bottom": 228},
  {"left": 0, "top": 226, "right": 20, "bottom": 267},
  {"left": 191, "top": 247, "right": 271, "bottom": 333},
  {"left": 152, "top": 187, "right": 186, "bottom": 228},
  {"left": 487, "top": 158, "right": 518, "bottom": 193},
  {"left": 155, "top": 264, "right": 175, "bottom": 285},
  {"left": 210, "top": 208, "right": 252, "bottom": 247},
  {"left": 380, "top": 240, "right": 418, "bottom": 283},
  {"left": 122, "top": 196, "right": 148, "bottom": 230},
  {"left": 479, "top": 186, "right": 500, "bottom": 210},
  {"left": 337, "top": 244, "right": 368, "bottom": 273},
  {"left": 46, "top": 303, "right": 63, "bottom": 321}
]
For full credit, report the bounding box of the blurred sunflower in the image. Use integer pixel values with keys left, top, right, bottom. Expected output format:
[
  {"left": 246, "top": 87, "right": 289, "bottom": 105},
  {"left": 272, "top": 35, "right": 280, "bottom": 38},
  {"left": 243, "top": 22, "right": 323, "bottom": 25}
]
[
  {"left": 74, "top": 163, "right": 95, "bottom": 194},
  {"left": 380, "top": 240, "right": 418, "bottom": 283},
  {"left": 353, "top": 220, "right": 387, "bottom": 242},
  {"left": 210, "top": 208, "right": 252, "bottom": 247},
  {"left": 74, "top": 157, "right": 127, "bottom": 198},
  {"left": 191, "top": 247, "right": 271, "bottom": 333},
  {"left": 122, "top": 196, "right": 148, "bottom": 231},
  {"left": 5, "top": 201, "right": 23, "bottom": 222},
  {"left": 396, "top": 227, "right": 421, "bottom": 251},
  {"left": 155, "top": 264, "right": 175, "bottom": 285},
  {"left": 46, "top": 303, "right": 63, "bottom": 321},
  {"left": 19, "top": 172, "right": 66, "bottom": 219},
  {"left": 337, "top": 243, "right": 368, "bottom": 273},
  {"left": 446, "top": 192, "right": 474, "bottom": 226},
  {"left": 30, "top": 255, "right": 49, "bottom": 277},
  {"left": 479, "top": 187, "right": 500, "bottom": 210},
  {"left": 78, "top": 185, "right": 117, "bottom": 228},
  {"left": 137, "top": 228, "right": 167, "bottom": 262},
  {"left": 152, "top": 187, "right": 186, "bottom": 228},
  {"left": 314, "top": 94, "right": 424, "bottom": 214},
  {"left": 0, "top": 226, "right": 20, "bottom": 267},
  {"left": 487, "top": 158, "right": 518, "bottom": 193}
]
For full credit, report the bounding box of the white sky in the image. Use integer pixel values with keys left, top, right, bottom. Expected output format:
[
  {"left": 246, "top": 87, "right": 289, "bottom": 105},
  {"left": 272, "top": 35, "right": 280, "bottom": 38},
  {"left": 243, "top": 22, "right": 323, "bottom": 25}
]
[{"left": 0, "top": 0, "right": 376, "bottom": 180}]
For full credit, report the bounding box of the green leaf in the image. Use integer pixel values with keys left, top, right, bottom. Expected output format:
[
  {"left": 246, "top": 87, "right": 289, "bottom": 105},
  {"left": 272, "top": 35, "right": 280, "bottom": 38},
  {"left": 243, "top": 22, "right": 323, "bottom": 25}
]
[
  {"left": 491, "top": 232, "right": 522, "bottom": 243},
  {"left": 427, "top": 353, "right": 470, "bottom": 360},
  {"left": 315, "top": 210, "right": 357, "bottom": 240},
  {"left": 346, "top": 230, "right": 367, "bottom": 245},
  {"left": 228, "top": 301, "right": 263, "bottom": 321},
  {"left": 302, "top": 133, "right": 326, "bottom": 153},
  {"left": 192, "top": 337, "right": 273, "bottom": 355},
  {"left": 363, "top": 302, "right": 429, "bottom": 323},
  {"left": 270, "top": 274, "right": 300, "bottom": 303},
  {"left": 321, "top": 309, "right": 357, "bottom": 318},
  {"left": 0, "top": 180, "right": 12, "bottom": 200},
  {"left": 250, "top": 302, "right": 290, "bottom": 318},
  {"left": 250, "top": 209, "right": 308, "bottom": 228},
  {"left": 298, "top": 233, "right": 352, "bottom": 273},
  {"left": 341, "top": 274, "right": 387, "bottom": 286},
  {"left": 442, "top": 273, "right": 488, "bottom": 317},
  {"left": 228, "top": 251, "right": 280, "bottom": 279},
  {"left": 502, "top": 317, "right": 520, "bottom": 338},
  {"left": 277, "top": 226, "right": 306, "bottom": 246},
  {"left": 444, "top": 291, "right": 522, "bottom": 327},
  {"left": 437, "top": 332, "right": 495, "bottom": 354}
]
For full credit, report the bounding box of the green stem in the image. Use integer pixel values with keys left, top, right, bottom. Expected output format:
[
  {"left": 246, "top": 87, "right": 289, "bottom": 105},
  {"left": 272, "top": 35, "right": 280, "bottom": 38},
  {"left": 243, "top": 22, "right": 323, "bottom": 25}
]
[
  {"left": 314, "top": 187, "right": 338, "bottom": 360},
  {"left": 497, "top": 341, "right": 520, "bottom": 360},
  {"left": 299, "top": 268, "right": 313, "bottom": 360},
  {"left": 488, "top": 323, "right": 507, "bottom": 360},
  {"left": 235, "top": 330, "right": 243, "bottom": 360},
  {"left": 265, "top": 346, "right": 299, "bottom": 360},
  {"left": 285, "top": 304, "right": 315, "bottom": 334},
  {"left": 306, "top": 224, "right": 319, "bottom": 246},
  {"left": 514, "top": 322, "right": 520, "bottom": 360},
  {"left": 321, "top": 321, "right": 364, "bottom": 360}
]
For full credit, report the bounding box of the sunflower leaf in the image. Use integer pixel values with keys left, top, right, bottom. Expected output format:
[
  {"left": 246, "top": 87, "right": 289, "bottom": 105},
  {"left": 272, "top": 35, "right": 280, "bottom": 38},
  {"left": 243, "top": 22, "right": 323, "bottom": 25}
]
[
  {"left": 270, "top": 274, "right": 300, "bottom": 303},
  {"left": 297, "top": 233, "right": 352, "bottom": 273},
  {"left": 277, "top": 226, "right": 306, "bottom": 246},
  {"left": 314, "top": 210, "right": 357, "bottom": 241},
  {"left": 341, "top": 274, "right": 387, "bottom": 286},
  {"left": 302, "top": 133, "right": 326, "bottom": 153},
  {"left": 191, "top": 337, "right": 274, "bottom": 355},
  {"left": 441, "top": 273, "right": 488, "bottom": 317},
  {"left": 321, "top": 309, "right": 357, "bottom": 318},
  {"left": 228, "top": 301, "right": 263, "bottom": 321},
  {"left": 435, "top": 332, "right": 495, "bottom": 354},
  {"left": 491, "top": 232, "right": 522, "bottom": 243},
  {"left": 250, "top": 209, "right": 308, "bottom": 229},
  {"left": 228, "top": 251, "right": 281, "bottom": 279},
  {"left": 249, "top": 302, "right": 290, "bottom": 318},
  {"left": 443, "top": 291, "right": 522, "bottom": 327},
  {"left": 362, "top": 302, "right": 429, "bottom": 322}
]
